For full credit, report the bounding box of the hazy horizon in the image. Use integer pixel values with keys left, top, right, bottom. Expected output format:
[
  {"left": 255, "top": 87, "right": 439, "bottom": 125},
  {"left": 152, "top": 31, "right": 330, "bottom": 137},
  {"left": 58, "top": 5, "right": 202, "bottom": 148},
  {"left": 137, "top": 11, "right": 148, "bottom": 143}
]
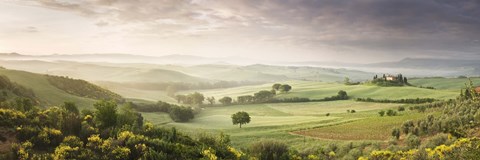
[{"left": 1, "top": 0, "right": 480, "bottom": 63}]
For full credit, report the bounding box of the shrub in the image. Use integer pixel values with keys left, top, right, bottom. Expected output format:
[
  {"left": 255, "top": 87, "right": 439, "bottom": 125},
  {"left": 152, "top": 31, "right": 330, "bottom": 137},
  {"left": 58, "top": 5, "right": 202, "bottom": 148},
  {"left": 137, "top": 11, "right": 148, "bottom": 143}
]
[
  {"left": 169, "top": 107, "right": 194, "bottom": 122},
  {"left": 378, "top": 110, "right": 385, "bottom": 116},
  {"left": 249, "top": 140, "right": 289, "bottom": 160},
  {"left": 386, "top": 109, "right": 397, "bottom": 116},
  {"left": 405, "top": 134, "right": 421, "bottom": 149}
]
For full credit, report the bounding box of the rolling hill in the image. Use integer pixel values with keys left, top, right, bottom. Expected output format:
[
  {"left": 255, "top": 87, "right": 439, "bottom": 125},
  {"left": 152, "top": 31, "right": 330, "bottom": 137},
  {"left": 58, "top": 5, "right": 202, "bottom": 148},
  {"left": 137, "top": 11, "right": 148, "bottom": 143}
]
[
  {"left": 0, "top": 68, "right": 123, "bottom": 109},
  {"left": 178, "top": 81, "right": 458, "bottom": 101}
]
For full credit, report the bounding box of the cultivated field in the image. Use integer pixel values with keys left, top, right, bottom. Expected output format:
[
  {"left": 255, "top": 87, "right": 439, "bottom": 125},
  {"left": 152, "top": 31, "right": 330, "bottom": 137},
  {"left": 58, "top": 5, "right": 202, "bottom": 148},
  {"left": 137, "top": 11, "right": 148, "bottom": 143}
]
[
  {"left": 141, "top": 100, "right": 409, "bottom": 148},
  {"left": 179, "top": 81, "right": 458, "bottom": 100}
]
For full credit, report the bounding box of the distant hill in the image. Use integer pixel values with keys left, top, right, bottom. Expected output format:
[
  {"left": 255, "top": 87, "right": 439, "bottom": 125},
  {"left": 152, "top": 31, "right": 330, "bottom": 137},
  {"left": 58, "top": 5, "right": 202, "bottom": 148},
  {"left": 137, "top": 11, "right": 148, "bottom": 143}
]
[
  {"left": 0, "top": 53, "right": 258, "bottom": 65},
  {"left": 0, "top": 60, "right": 207, "bottom": 83},
  {"left": 0, "top": 59, "right": 373, "bottom": 83},
  {"left": 0, "top": 68, "right": 123, "bottom": 109}
]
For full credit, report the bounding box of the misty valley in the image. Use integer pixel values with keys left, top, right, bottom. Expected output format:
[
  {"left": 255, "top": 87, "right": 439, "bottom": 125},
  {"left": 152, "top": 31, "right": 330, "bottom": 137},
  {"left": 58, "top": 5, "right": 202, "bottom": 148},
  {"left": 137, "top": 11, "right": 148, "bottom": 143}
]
[
  {"left": 2, "top": 0, "right": 480, "bottom": 160},
  {"left": 0, "top": 53, "right": 480, "bottom": 160}
]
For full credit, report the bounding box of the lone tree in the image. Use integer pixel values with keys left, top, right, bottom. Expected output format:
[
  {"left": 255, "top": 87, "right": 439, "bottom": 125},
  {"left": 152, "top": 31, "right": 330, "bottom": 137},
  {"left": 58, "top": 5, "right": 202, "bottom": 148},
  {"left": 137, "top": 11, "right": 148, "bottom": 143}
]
[
  {"left": 206, "top": 96, "right": 215, "bottom": 105},
  {"left": 231, "top": 111, "right": 251, "bottom": 128}
]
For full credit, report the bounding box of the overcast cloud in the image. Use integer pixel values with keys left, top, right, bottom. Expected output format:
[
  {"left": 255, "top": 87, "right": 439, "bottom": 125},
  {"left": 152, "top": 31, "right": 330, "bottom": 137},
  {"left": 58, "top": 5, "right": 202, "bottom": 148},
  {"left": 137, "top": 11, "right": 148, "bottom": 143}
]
[{"left": 0, "top": 0, "right": 479, "bottom": 62}]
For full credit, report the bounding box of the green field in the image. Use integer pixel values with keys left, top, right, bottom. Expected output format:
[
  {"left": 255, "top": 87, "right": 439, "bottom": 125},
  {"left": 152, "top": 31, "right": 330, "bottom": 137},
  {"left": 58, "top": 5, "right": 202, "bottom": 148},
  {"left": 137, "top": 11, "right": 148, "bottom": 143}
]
[
  {"left": 141, "top": 100, "right": 408, "bottom": 148},
  {"left": 409, "top": 77, "right": 480, "bottom": 90},
  {"left": 0, "top": 68, "right": 97, "bottom": 109},
  {"left": 178, "top": 81, "right": 458, "bottom": 101},
  {"left": 132, "top": 80, "right": 463, "bottom": 149}
]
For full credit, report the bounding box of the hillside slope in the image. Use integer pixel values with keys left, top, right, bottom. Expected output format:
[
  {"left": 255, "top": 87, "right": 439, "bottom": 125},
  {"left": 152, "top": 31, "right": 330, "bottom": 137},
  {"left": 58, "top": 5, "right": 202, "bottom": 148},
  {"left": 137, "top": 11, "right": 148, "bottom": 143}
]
[{"left": 0, "top": 68, "right": 121, "bottom": 109}]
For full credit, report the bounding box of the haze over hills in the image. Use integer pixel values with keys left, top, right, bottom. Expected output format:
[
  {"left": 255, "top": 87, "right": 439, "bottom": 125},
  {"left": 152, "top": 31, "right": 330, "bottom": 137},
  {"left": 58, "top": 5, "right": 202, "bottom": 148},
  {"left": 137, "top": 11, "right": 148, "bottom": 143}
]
[
  {"left": 0, "top": 52, "right": 260, "bottom": 65},
  {"left": 1, "top": 52, "right": 479, "bottom": 78},
  {"left": 0, "top": 55, "right": 375, "bottom": 83}
]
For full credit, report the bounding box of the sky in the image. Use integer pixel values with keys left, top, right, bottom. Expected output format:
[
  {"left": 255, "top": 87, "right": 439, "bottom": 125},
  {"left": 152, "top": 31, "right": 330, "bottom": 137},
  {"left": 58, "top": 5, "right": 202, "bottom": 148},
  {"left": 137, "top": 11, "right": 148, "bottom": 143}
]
[{"left": 0, "top": 0, "right": 479, "bottom": 63}]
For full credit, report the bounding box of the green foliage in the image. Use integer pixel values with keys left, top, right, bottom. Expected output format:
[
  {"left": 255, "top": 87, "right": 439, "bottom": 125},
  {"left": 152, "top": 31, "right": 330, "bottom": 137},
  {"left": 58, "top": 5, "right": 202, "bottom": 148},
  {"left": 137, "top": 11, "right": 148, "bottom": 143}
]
[
  {"left": 169, "top": 106, "right": 194, "bottom": 122},
  {"left": 130, "top": 100, "right": 194, "bottom": 122},
  {"left": 391, "top": 128, "right": 400, "bottom": 139},
  {"left": 378, "top": 110, "right": 385, "bottom": 116},
  {"left": 279, "top": 84, "right": 292, "bottom": 93},
  {"left": 254, "top": 90, "right": 275, "bottom": 103},
  {"left": 237, "top": 95, "right": 254, "bottom": 104},
  {"left": 314, "top": 90, "right": 349, "bottom": 101},
  {"left": 272, "top": 83, "right": 282, "bottom": 91},
  {"left": 369, "top": 74, "right": 409, "bottom": 86},
  {"left": 219, "top": 96, "right": 233, "bottom": 105},
  {"left": 386, "top": 109, "right": 397, "bottom": 116},
  {"left": 175, "top": 92, "right": 205, "bottom": 105},
  {"left": 356, "top": 97, "right": 438, "bottom": 104},
  {"left": 94, "top": 100, "right": 118, "bottom": 129},
  {"left": 46, "top": 75, "right": 124, "bottom": 102},
  {"left": 206, "top": 96, "right": 215, "bottom": 105},
  {"left": 406, "top": 134, "right": 421, "bottom": 149},
  {"left": 231, "top": 111, "right": 251, "bottom": 128}
]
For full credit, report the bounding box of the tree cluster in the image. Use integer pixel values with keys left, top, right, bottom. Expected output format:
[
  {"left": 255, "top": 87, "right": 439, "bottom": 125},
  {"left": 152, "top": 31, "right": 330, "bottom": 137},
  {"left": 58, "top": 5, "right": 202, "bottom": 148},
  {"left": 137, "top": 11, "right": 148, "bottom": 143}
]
[
  {"left": 130, "top": 101, "right": 194, "bottom": 122},
  {"left": 175, "top": 92, "right": 205, "bottom": 105},
  {"left": 272, "top": 83, "right": 292, "bottom": 93},
  {"left": 370, "top": 73, "right": 409, "bottom": 86}
]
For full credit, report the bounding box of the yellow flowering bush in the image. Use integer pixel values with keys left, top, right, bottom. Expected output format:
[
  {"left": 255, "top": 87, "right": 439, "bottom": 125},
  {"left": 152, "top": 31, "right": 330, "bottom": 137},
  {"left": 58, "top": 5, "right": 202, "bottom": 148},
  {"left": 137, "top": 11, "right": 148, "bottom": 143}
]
[
  {"left": 12, "top": 141, "right": 33, "bottom": 160},
  {"left": 201, "top": 147, "right": 218, "bottom": 160},
  {"left": 365, "top": 138, "right": 480, "bottom": 160},
  {"left": 86, "top": 134, "right": 103, "bottom": 150},
  {"left": 53, "top": 145, "right": 79, "bottom": 160},
  {"left": 110, "top": 147, "right": 131, "bottom": 160},
  {"left": 228, "top": 146, "right": 244, "bottom": 159},
  {"left": 118, "top": 130, "right": 135, "bottom": 141},
  {"left": 0, "top": 108, "right": 26, "bottom": 127}
]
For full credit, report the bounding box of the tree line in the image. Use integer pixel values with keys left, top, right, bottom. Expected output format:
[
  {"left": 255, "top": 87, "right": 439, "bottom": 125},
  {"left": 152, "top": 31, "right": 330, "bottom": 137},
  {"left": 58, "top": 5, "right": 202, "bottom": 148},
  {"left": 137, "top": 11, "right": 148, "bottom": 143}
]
[{"left": 355, "top": 97, "right": 438, "bottom": 104}]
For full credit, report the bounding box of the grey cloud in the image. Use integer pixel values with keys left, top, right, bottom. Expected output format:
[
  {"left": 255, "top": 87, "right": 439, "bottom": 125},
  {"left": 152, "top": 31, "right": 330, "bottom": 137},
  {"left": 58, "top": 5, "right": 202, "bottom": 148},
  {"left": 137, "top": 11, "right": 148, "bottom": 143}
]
[{"left": 22, "top": 0, "right": 480, "bottom": 59}]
